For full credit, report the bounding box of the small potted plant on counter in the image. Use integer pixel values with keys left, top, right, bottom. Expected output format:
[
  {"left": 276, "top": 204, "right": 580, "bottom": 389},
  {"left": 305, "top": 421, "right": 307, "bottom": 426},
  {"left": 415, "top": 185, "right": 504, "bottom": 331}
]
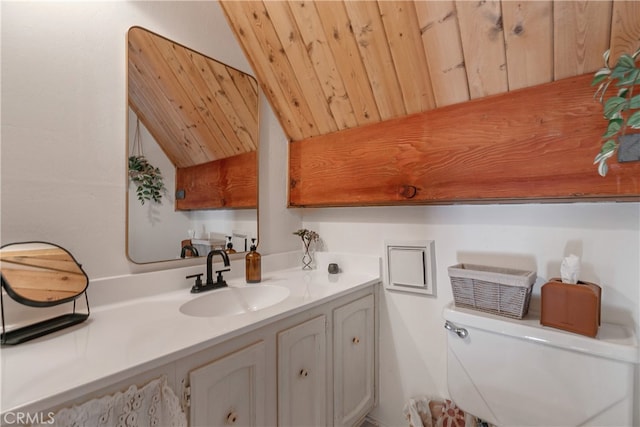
[
  {"left": 293, "top": 229, "right": 320, "bottom": 270},
  {"left": 592, "top": 47, "right": 640, "bottom": 176}
]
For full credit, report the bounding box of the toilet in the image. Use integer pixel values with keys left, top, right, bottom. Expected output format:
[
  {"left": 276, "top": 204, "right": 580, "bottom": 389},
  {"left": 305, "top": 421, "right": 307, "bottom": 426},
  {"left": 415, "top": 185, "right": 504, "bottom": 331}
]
[{"left": 443, "top": 302, "right": 638, "bottom": 426}]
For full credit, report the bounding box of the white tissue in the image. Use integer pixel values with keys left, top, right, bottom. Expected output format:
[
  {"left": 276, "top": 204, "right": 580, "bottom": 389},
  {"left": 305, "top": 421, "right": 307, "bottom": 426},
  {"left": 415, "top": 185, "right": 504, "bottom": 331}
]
[{"left": 560, "top": 254, "right": 581, "bottom": 284}]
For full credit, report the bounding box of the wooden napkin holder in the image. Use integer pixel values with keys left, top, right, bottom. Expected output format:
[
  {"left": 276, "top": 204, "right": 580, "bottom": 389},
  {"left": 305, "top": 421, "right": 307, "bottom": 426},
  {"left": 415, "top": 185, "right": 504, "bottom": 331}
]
[{"left": 540, "top": 278, "right": 601, "bottom": 338}]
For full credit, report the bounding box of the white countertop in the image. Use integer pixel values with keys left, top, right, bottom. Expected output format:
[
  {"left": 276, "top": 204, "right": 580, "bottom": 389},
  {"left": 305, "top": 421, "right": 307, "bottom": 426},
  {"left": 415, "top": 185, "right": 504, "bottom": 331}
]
[{"left": 1, "top": 260, "right": 380, "bottom": 414}]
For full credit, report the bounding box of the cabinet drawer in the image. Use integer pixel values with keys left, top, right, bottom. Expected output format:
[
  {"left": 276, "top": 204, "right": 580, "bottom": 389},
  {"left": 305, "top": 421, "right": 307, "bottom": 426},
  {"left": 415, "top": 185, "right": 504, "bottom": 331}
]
[
  {"left": 189, "top": 341, "right": 266, "bottom": 427},
  {"left": 333, "top": 294, "right": 375, "bottom": 427},
  {"left": 278, "top": 315, "right": 327, "bottom": 427}
]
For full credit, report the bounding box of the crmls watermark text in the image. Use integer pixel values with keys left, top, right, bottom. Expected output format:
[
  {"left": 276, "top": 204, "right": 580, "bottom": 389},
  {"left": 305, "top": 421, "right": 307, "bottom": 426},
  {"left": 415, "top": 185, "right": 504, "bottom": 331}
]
[{"left": 2, "top": 412, "right": 55, "bottom": 425}]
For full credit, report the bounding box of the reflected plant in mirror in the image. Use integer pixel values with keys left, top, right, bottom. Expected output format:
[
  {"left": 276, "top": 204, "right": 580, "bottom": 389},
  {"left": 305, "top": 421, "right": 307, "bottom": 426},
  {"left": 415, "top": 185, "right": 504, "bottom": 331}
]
[
  {"left": 128, "top": 154, "right": 166, "bottom": 205},
  {"left": 126, "top": 26, "right": 259, "bottom": 264},
  {"left": 129, "top": 118, "right": 166, "bottom": 205}
]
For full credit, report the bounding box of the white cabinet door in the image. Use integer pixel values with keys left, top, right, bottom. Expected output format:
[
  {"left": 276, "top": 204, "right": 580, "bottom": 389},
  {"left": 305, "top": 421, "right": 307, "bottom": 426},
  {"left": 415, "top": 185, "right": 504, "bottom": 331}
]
[
  {"left": 333, "top": 294, "right": 375, "bottom": 427},
  {"left": 277, "top": 315, "right": 327, "bottom": 427},
  {"left": 189, "top": 341, "right": 266, "bottom": 427}
]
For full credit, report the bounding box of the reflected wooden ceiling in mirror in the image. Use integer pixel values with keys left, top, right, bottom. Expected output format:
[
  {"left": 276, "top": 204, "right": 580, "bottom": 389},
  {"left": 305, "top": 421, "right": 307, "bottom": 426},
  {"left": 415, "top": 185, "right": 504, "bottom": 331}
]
[{"left": 127, "top": 26, "right": 259, "bottom": 168}]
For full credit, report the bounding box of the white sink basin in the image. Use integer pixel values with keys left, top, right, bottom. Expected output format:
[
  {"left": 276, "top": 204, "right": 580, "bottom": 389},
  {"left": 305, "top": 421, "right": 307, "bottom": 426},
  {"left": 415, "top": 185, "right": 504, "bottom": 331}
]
[{"left": 179, "top": 285, "right": 290, "bottom": 317}]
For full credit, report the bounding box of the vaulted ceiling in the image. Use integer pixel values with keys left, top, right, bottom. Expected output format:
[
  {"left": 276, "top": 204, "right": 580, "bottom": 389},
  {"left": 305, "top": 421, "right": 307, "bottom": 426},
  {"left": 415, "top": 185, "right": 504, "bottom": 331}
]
[{"left": 219, "top": 0, "right": 640, "bottom": 143}]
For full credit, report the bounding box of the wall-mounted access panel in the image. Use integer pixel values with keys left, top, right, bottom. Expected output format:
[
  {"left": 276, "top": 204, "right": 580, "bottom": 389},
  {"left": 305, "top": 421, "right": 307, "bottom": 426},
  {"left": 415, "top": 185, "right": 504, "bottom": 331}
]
[{"left": 384, "top": 240, "right": 436, "bottom": 296}]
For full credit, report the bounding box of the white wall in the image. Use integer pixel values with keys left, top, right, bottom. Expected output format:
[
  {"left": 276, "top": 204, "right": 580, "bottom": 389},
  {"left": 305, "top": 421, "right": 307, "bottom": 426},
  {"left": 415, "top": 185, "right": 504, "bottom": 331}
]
[
  {"left": 302, "top": 203, "right": 640, "bottom": 426},
  {"left": 2, "top": 2, "right": 638, "bottom": 427}
]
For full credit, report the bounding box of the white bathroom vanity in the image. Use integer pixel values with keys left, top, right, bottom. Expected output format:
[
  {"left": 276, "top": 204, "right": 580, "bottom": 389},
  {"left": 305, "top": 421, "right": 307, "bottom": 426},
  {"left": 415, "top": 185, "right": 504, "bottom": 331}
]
[{"left": 0, "top": 253, "right": 380, "bottom": 427}]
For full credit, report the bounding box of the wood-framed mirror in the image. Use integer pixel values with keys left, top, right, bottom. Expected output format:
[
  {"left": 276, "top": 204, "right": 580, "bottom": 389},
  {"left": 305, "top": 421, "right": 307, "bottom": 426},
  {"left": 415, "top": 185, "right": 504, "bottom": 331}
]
[{"left": 126, "top": 26, "right": 259, "bottom": 264}]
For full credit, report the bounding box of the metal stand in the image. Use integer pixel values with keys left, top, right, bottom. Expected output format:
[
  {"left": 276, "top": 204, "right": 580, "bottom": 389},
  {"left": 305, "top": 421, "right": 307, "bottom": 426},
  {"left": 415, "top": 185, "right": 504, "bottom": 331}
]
[{"left": 1, "top": 291, "right": 90, "bottom": 345}]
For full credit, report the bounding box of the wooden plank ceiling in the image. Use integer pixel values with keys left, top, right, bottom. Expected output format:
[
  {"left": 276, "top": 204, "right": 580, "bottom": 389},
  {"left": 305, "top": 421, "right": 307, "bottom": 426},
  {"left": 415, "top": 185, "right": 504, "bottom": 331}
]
[
  {"left": 128, "top": 26, "right": 259, "bottom": 168},
  {"left": 219, "top": 0, "right": 640, "bottom": 143}
]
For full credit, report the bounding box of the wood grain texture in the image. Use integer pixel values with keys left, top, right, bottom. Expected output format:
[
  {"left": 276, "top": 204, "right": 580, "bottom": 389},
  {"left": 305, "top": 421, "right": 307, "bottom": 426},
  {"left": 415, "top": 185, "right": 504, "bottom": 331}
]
[
  {"left": 289, "top": 73, "right": 640, "bottom": 206},
  {"left": 609, "top": 0, "right": 640, "bottom": 63},
  {"left": 456, "top": 0, "right": 508, "bottom": 99},
  {"left": 198, "top": 57, "right": 259, "bottom": 154},
  {"left": 315, "top": 1, "right": 381, "bottom": 126},
  {"left": 288, "top": 1, "right": 359, "bottom": 130},
  {"left": 128, "top": 27, "right": 258, "bottom": 168},
  {"left": 553, "top": 1, "right": 613, "bottom": 80},
  {"left": 345, "top": 0, "right": 406, "bottom": 120},
  {"left": 149, "top": 32, "right": 229, "bottom": 159},
  {"left": 415, "top": 0, "right": 470, "bottom": 107},
  {"left": 378, "top": 1, "right": 436, "bottom": 113},
  {"left": 176, "top": 151, "right": 257, "bottom": 210},
  {"left": 129, "top": 31, "right": 210, "bottom": 166},
  {"left": 263, "top": 1, "right": 338, "bottom": 135},
  {"left": 220, "top": 0, "right": 638, "bottom": 146},
  {"left": 221, "top": 1, "right": 312, "bottom": 141},
  {"left": 0, "top": 247, "right": 87, "bottom": 303},
  {"left": 503, "top": 1, "right": 553, "bottom": 90}
]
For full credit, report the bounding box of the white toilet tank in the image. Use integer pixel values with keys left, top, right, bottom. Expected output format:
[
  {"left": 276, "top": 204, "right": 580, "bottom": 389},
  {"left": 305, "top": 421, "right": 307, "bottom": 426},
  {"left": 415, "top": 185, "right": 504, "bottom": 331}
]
[{"left": 443, "top": 303, "right": 638, "bottom": 427}]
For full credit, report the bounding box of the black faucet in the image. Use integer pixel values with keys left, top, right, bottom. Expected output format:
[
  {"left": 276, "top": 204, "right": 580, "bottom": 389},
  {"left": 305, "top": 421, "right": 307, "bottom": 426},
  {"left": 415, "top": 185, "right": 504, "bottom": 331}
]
[
  {"left": 206, "top": 249, "right": 230, "bottom": 286},
  {"left": 187, "top": 249, "right": 231, "bottom": 294},
  {"left": 180, "top": 244, "right": 199, "bottom": 258},
  {"left": 187, "top": 249, "right": 231, "bottom": 293}
]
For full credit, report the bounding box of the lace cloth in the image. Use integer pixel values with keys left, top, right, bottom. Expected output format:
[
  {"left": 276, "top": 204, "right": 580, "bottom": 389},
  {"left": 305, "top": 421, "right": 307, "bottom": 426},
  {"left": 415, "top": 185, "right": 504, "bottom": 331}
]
[{"left": 34, "top": 376, "right": 186, "bottom": 427}]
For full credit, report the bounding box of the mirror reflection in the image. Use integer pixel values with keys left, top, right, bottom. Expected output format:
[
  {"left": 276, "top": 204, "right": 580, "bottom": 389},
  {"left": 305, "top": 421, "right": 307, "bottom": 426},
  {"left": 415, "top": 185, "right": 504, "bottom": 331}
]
[
  {"left": 0, "top": 242, "right": 89, "bottom": 307},
  {"left": 126, "top": 27, "right": 259, "bottom": 264}
]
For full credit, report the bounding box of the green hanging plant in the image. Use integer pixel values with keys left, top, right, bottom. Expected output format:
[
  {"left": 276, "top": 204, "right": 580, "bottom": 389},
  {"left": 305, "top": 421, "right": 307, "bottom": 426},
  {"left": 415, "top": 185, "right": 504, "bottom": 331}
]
[
  {"left": 128, "top": 155, "right": 166, "bottom": 205},
  {"left": 592, "top": 47, "right": 640, "bottom": 176},
  {"left": 128, "top": 118, "right": 165, "bottom": 205}
]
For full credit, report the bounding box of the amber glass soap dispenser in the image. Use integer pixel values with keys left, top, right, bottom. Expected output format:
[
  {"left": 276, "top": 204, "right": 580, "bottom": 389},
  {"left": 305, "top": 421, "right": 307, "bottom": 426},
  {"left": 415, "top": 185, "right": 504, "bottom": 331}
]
[
  {"left": 245, "top": 238, "right": 261, "bottom": 283},
  {"left": 225, "top": 236, "right": 237, "bottom": 254}
]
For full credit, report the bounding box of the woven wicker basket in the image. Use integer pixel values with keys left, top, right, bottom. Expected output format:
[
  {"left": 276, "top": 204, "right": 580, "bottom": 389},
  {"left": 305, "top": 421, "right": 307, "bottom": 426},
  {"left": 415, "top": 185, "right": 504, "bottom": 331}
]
[{"left": 448, "top": 263, "right": 537, "bottom": 319}]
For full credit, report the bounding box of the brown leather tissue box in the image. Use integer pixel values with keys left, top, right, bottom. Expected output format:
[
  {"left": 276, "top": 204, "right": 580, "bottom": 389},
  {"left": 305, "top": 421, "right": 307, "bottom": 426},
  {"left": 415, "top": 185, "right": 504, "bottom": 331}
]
[{"left": 540, "top": 278, "right": 601, "bottom": 337}]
